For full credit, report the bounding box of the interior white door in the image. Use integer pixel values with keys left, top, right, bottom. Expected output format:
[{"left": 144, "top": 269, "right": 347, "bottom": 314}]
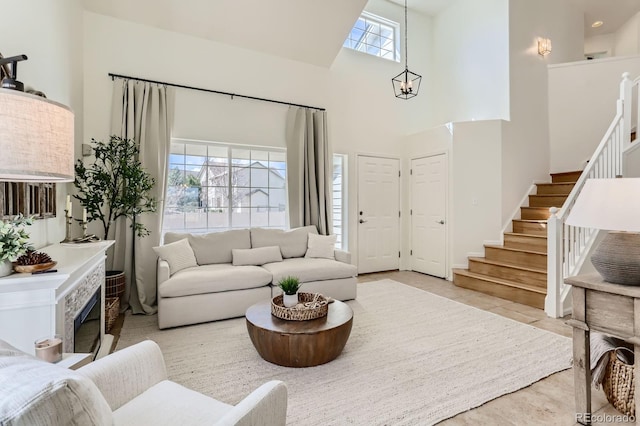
[
  {"left": 357, "top": 155, "right": 400, "bottom": 274},
  {"left": 411, "top": 154, "right": 447, "bottom": 278}
]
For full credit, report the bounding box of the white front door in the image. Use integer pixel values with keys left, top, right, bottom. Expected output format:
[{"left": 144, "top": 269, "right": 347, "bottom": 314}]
[
  {"left": 411, "top": 154, "right": 447, "bottom": 278},
  {"left": 357, "top": 155, "right": 400, "bottom": 274}
]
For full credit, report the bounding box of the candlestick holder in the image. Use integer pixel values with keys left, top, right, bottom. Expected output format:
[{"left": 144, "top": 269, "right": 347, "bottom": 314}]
[
  {"left": 59, "top": 209, "right": 74, "bottom": 243},
  {"left": 72, "top": 218, "right": 99, "bottom": 243}
]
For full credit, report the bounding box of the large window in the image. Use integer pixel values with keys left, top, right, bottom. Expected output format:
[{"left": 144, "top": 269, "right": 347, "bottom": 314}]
[
  {"left": 333, "top": 154, "right": 347, "bottom": 249},
  {"left": 343, "top": 11, "right": 400, "bottom": 62},
  {"left": 164, "top": 141, "right": 286, "bottom": 233}
]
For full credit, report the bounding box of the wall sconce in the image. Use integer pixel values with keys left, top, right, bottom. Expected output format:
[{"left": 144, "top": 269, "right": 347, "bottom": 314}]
[{"left": 538, "top": 38, "right": 552, "bottom": 57}]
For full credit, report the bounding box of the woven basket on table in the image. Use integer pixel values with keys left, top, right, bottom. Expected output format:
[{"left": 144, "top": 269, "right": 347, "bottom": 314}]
[
  {"left": 105, "top": 297, "right": 120, "bottom": 333},
  {"left": 603, "top": 347, "right": 635, "bottom": 416},
  {"left": 271, "top": 292, "right": 329, "bottom": 321}
]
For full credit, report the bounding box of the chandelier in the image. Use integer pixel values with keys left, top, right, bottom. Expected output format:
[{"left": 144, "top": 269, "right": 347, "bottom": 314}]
[{"left": 391, "top": 0, "right": 422, "bottom": 100}]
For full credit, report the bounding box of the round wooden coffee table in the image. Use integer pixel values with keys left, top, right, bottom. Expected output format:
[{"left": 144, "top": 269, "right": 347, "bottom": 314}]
[{"left": 245, "top": 299, "right": 353, "bottom": 368}]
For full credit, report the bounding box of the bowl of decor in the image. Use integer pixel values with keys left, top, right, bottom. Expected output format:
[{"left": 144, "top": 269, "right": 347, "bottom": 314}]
[
  {"left": 277, "top": 276, "right": 302, "bottom": 308},
  {"left": 13, "top": 249, "right": 56, "bottom": 273}
]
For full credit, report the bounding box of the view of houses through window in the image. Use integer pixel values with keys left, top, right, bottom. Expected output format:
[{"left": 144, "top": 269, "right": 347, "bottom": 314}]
[
  {"left": 164, "top": 141, "right": 287, "bottom": 233},
  {"left": 164, "top": 141, "right": 348, "bottom": 249}
]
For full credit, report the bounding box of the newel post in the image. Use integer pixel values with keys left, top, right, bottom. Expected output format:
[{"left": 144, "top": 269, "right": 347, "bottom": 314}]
[{"left": 545, "top": 207, "right": 563, "bottom": 318}]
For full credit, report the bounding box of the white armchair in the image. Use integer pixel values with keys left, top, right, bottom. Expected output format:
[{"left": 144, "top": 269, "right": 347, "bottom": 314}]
[{"left": 0, "top": 339, "right": 287, "bottom": 426}]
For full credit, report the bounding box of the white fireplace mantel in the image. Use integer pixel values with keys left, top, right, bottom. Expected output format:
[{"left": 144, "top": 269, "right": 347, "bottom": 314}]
[{"left": 0, "top": 240, "right": 114, "bottom": 355}]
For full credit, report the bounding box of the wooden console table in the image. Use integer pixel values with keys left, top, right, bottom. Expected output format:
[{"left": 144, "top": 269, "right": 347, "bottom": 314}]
[
  {"left": 0, "top": 241, "right": 114, "bottom": 355},
  {"left": 566, "top": 273, "right": 640, "bottom": 425}
]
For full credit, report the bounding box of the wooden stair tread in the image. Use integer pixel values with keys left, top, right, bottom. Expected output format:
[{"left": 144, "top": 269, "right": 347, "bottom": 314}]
[
  {"left": 536, "top": 182, "right": 576, "bottom": 186},
  {"left": 453, "top": 269, "right": 546, "bottom": 294},
  {"left": 468, "top": 257, "right": 546, "bottom": 274},
  {"left": 484, "top": 244, "right": 546, "bottom": 256},
  {"left": 550, "top": 170, "right": 582, "bottom": 183},
  {"left": 513, "top": 219, "right": 547, "bottom": 223},
  {"left": 521, "top": 206, "right": 550, "bottom": 211},
  {"left": 550, "top": 170, "right": 581, "bottom": 177},
  {"left": 504, "top": 232, "right": 547, "bottom": 240},
  {"left": 530, "top": 194, "right": 569, "bottom": 197}
]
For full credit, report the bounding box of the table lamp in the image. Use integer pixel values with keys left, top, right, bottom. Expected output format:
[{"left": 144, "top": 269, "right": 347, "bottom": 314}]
[
  {"left": 565, "top": 178, "right": 640, "bottom": 285},
  {"left": 0, "top": 88, "right": 74, "bottom": 182}
]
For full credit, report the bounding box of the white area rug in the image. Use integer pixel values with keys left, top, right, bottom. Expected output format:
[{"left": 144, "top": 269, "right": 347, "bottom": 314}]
[{"left": 116, "top": 279, "right": 572, "bottom": 425}]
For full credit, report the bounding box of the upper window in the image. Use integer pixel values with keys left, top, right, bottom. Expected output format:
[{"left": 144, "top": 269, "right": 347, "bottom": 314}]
[
  {"left": 164, "top": 141, "right": 287, "bottom": 234},
  {"left": 343, "top": 11, "right": 400, "bottom": 62}
]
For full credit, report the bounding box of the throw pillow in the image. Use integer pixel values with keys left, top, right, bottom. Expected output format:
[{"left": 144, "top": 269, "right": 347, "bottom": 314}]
[
  {"left": 232, "top": 246, "right": 283, "bottom": 266},
  {"left": 152, "top": 238, "right": 198, "bottom": 276},
  {"left": 251, "top": 225, "right": 318, "bottom": 258},
  {"left": 305, "top": 233, "right": 337, "bottom": 259},
  {"left": 164, "top": 230, "right": 252, "bottom": 265}
]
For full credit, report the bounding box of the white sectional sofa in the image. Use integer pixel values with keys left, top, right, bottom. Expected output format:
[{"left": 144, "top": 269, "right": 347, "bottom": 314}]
[{"left": 156, "top": 226, "right": 357, "bottom": 329}]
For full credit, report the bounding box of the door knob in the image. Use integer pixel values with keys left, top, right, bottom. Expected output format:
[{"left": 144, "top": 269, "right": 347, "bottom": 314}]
[
  {"left": 359, "top": 219, "right": 367, "bottom": 224},
  {"left": 436, "top": 220, "right": 445, "bottom": 224}
]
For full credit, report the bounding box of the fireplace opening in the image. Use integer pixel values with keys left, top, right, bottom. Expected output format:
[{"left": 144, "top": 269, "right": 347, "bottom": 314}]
[{"left": 74, "top": 288, "right": 101, "bottom": 357}]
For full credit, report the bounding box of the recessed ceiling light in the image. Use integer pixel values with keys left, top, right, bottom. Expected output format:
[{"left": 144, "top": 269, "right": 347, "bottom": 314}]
[{"left": 592, "top": 21, "right": 604, "bottom": 28}]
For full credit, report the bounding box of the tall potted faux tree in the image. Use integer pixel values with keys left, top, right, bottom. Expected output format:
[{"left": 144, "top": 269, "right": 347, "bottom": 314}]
[{"left": 73, "top": 135, "right": 157, "bottom": 300}]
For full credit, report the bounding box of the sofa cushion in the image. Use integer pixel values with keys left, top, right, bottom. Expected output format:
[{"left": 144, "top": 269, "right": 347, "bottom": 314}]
[
  {"left": 165, "top": 229, "right": 251, "bottom": 265},
  {"left": 251, "top": 226, "right": 318, "bottom": 258},
  {"left": 305, "top": 233, "right": 337, "bottom": 259},
  {"left": 113, "top": 380, "right": 232, "bottom": 426},
  {"left": 0, "top": 342, "right": 113, "bottom": 426},
  {"left": 262, "top": 257, "right": 357, "bottom": 284},
  {"left": 159, "top": 264, "right": 272, "bottom": 298},
  {"left": 153, "top": 238, "right": 198, "bottom": 276},
  {"left": 232, "top": 246, "right": 283, "bottom": 266}
]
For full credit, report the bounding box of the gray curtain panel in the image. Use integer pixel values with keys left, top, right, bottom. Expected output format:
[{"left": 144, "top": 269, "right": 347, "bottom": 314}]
[
  {"left": 110, "top": 79, "right": 175, "bottom": 314},
  {"left": 285, "top": 107, "right": 332, "bottom": 235}
]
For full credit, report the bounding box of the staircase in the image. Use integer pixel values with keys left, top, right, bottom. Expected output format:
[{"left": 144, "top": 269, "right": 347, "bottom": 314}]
[{"left": 453, "top": 170, "right": 582, "bottom": 309}]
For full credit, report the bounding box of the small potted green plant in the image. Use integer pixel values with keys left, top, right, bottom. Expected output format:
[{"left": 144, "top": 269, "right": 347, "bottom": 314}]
[
  {"left": 0, "top": 214, "right": 34, "bottom": 277},
  {"left": 278, "top": 276, "right": 302, "bottom": 308}
]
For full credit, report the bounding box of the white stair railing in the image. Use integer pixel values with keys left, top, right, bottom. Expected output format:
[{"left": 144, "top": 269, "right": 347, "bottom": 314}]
[{"left": 545, "top": 72, "right": 634, "bottom": 318}]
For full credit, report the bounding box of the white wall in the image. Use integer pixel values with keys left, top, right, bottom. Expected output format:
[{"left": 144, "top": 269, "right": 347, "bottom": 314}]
[
  {"left": 450, "top": 121, "right": 503, "bottom": 268},
  {"left": 501, "top": 0, "right": 584, "bottom": 225},
  {"left": 584, "top": 33, "right": 615, "bottom": 58},
  {"left": 83, "top": 0, "right": 433, "bottom": 266},
  {"left": 548, "top": 56, "right": 640, "bottom": 173},
  {"left": 0, "top": 0, "right": 83, "bottom": 248},
  {"left": 431, "top": 0, "right": 510, "bottom": 125},
  {"left": 614, "top": 12, "right": 640, "bottom": 57}
]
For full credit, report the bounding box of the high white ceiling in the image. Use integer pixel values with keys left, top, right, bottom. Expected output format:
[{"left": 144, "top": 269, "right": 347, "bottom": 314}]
[
  {"left": 83, "top": 0, "right": 640, "bottom": 67},
  {"left": 387, "top": 0, "right": 452, "bottom": 16},
  {"left": 83, "top": 0, "right": 368, "bottom": 68},
  {"left": 580, "top": 0, "right": 640, "bottom": 38}
]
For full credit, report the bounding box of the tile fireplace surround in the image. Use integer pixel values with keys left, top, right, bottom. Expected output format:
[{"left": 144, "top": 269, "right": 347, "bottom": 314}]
[{"left": 0, "top": 241, "right": 114, "bottom": 355}]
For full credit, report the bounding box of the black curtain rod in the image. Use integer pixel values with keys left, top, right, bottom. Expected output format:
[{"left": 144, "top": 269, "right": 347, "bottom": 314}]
[{"left": 108, "top": 73, "right": 325, "bottom": 111}]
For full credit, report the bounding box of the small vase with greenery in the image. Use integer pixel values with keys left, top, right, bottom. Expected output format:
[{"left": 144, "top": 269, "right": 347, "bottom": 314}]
[
  {"left": 278, "top": 276, "right": 301, "bottom": 307},
  {"left": 0, "top": 214, "right": 34, "bottom": 277},
  {"left": 73, "top": 136, "right": 157, "bottom": 296}
]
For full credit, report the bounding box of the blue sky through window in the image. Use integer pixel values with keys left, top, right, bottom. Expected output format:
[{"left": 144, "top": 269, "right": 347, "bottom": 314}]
[{"left": 343, "top": 12, "right": 399, "bottom": 62}]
